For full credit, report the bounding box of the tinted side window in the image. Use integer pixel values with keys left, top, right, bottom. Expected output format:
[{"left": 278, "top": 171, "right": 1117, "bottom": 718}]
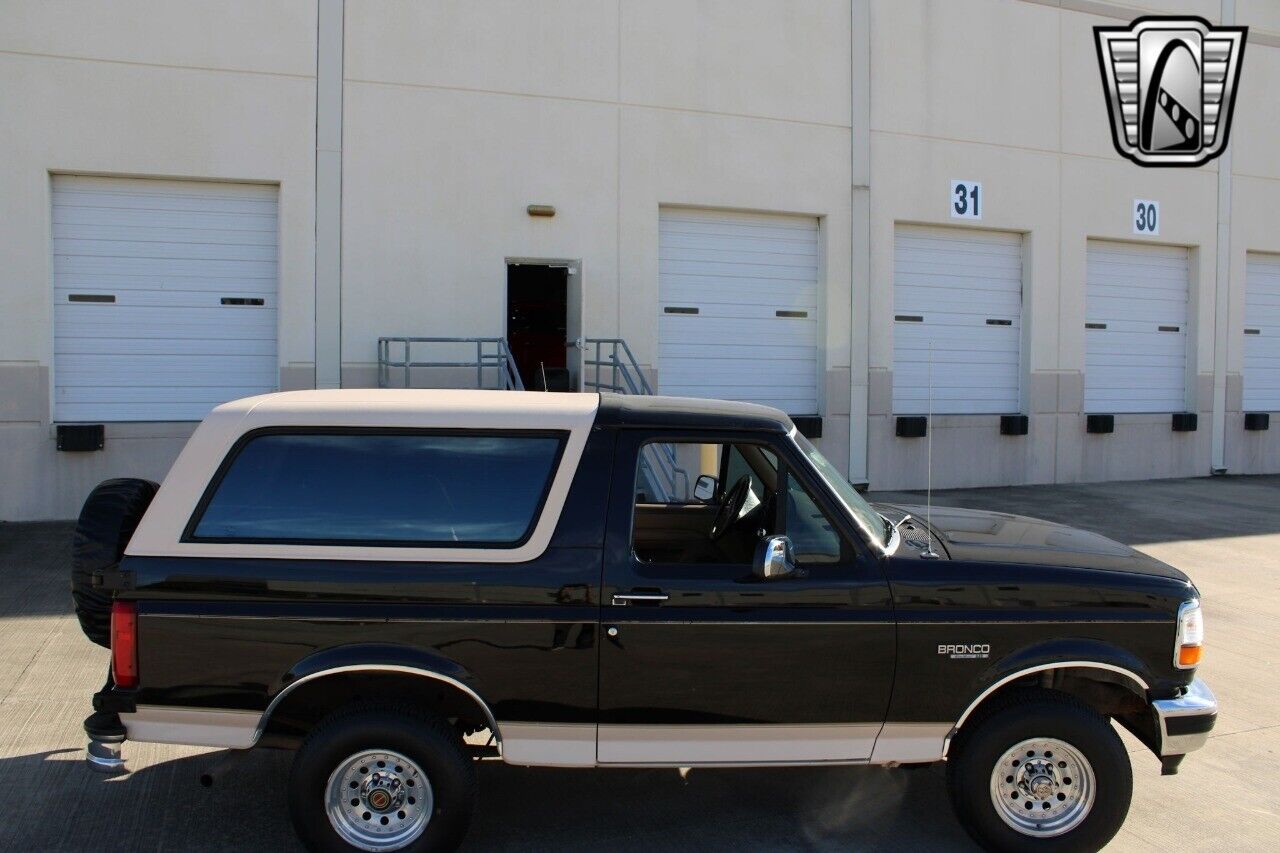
[
  {"left": 785, "top": 474, "right": 843, "bottom": 564},
  {"left": 191, "top": 432, "right": 564, "bottom": 546}
]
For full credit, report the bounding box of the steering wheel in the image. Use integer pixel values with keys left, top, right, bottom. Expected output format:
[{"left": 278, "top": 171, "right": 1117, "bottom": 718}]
[{"left": 710, "top": 475, "right": 752, "bottom": 541}]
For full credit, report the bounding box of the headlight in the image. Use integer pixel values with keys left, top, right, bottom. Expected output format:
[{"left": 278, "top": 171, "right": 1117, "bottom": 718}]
[{"left": 1175, "top": 599, "right": 1203, "bottom": 669}]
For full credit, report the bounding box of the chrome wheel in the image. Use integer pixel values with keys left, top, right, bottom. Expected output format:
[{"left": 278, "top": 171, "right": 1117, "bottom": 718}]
[
  {"left": 325, "top": 749, "right": 433, "bottom": 851},
  {"left": 989, "top": 737, "right": 1095, "bottom": 838}
]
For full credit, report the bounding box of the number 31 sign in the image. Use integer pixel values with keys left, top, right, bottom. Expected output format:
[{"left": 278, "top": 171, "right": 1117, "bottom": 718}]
[{"left": 951, "top": 180, "right": 982, "bottom": 220}]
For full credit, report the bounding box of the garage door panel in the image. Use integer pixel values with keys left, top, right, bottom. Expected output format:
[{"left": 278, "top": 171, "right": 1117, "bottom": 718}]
[
  {"left": 658, "top": 259, "right": 818, "bottom": 283},
  {"left": 1245, "top": 253, "right": 1280, "bottom": 410},
  {"left": 54, "top": 237, "right": 278, "bottom": 263},
  {"left": 658, "top": 237, "right": 818, "bottom": 261},
  {"left": 894, "top": 293, "right": 1023, "bottom": 315},
  {"left": 53, "top": 176, "right": 279, "bottom": 422},
  {"left": 55, "top": 273, "right": 275, "bottom": 294},
  {"left": 52, "top": 223, "right": 279, "bottom": 247},
  {"left": 1086, "top": 365, "right": 1187, "bottom": 384},
  {"left": 56, "top": 337, "right": 277, "bottom": 357},
  {"left": 895, "top": 257, "right": 1023, "bottom": 279},
  {"left": 53, "top": 206, "right": 277, "bottom": 233},
  {"left": 52, "top": 183, "right": 277, "bottom": 211},
  {"left": 56, "top": 357, "right": 280, "bottom": 387},
  {"left": 660, "top": 302, "right": 815, "bottom": 321},
  {"left": 660, "top": 278, "right": 816, "bottom": 305},
  {"left": 659, "top": 343, "right": 815, "bottom": 362},
  {"left": 56, "top": 384, "right": 276, "bottom": 404},
  {"left": 894, "top": 351, "right": 1020, "bottom": 370},
  {"left": 661, "top": 319, "right": 818, "bottom": 340},
  {"left": 55, "top": 288, "right": 275, "bottom": 309},
  {"left": 57, "top": 303, "right": 277, "bottom": 330},
  {"left": 660, "top": 214, "right": 815, "bottom": 237},
  {"left": 663, "top": 362, "right": 818, "bottom": 385},
  {"left": 659, "top": 231, "right": 818, "bottom": 252},
  {"left": 1088, "top": 301, "right": 1186, "bottom": 321},
  {"left": 1085, "top": 240, "right": 1188, "bottom": 413},
  {"left": 658, "top": 208, "right": 819, "bottom": 413},
  {"left": 893, "top": 225, "right": 1023, "bottom": 415},
  {"left": 55, "top": 402, "right": 251, "bottom": 423},
  {"left": 896, "top": 327, "right": 1021, "bottom": 353},
  {"left": 54, "top": 254, "right": 277, "bottom": 280},
  {"left": 660, "top": 327, "right": 817, "bottom": 349}
]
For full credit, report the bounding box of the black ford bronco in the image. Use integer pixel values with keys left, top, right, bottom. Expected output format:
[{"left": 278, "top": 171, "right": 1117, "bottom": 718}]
[{"left": 71, "top": 390, "right": 1215, "bottom": 852}]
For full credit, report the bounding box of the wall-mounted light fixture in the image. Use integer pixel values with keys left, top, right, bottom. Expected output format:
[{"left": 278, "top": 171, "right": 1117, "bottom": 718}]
[{"left": 526, "top": 204, "right": 556, "bottom": 217}]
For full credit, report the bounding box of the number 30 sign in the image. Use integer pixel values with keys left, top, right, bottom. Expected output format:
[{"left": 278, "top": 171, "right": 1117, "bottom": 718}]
[
  {"left": 951, "top": 180, "right": 982, "bottom": 220},
  {"left": 1133, "top": 199, "right": 1159, "bottom": 235}
]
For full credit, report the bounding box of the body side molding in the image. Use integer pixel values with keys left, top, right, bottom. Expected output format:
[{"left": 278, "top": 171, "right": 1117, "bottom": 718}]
[
  {"left": 943, "top": 660, "right": 1151, "bottom": 758},
  {"left": 253, "top": 664, "right": 502, "bottom": 746},
  {"left": 121, "top": 705, "right": 259, "bottom": 749}
]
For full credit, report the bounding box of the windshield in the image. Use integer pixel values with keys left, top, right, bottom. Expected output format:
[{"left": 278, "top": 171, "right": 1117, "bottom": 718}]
[{"left": 792, "top": 432, "right": 890, "bottom": 549}]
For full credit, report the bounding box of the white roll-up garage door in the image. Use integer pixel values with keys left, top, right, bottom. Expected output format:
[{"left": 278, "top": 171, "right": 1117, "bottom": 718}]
[
  {"left": 658, "top": 208, "right": 819, "bottom": 414},
  {"left": 1244, "top": 252, "right": 1280, "bottom": 411},
  {"left": 1084, "top": 240, "right": 1189, "bottom": 413},
  {"left": 892, "top": 225, "right": 1023, "bottom": 415},
  {"left": 53, "top": 176, "right": 279, "bottom": 422}
]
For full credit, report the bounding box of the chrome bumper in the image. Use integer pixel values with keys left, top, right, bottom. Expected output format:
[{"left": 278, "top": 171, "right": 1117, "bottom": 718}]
[{"left": 1153, "top": 677, "right": 1217, "bottom": 756}]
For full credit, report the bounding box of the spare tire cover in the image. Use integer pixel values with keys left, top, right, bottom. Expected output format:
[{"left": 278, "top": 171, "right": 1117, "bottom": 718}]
[{"left": 71, "top": 478, "right": 159, "bottom": 648}]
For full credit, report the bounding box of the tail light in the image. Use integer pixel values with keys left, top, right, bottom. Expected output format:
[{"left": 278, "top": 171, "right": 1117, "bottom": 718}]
[
  {"left": 111, "top": 600, "right": 138, "bottom": 688},
  {"left": 1174, "top": 599, "right": 1203, "bottom": 669}
]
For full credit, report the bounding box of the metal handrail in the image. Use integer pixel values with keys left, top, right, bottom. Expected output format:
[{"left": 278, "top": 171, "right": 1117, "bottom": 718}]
[
  {"left": 377, "top": 337, "right": 525, "bottom": 391},
  {"left": 582, "top": 338, "right": 655, "bottom": 396},
  {"left": 583, "top": 337, "right": 686, "bottom": 500}
]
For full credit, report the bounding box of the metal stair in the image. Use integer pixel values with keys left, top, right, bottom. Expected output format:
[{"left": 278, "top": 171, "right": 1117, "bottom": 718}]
[
  {"left": 583, "top": 338, "right": 687, "bottom": 501},
  {"left": 377, "top": 337, "right": 524, "bottom": 390}
]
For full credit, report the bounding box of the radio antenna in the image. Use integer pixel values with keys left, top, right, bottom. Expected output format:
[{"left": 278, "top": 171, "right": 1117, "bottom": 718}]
[{"left": 923, "top": 340, "right": 940, "bottom": 559}]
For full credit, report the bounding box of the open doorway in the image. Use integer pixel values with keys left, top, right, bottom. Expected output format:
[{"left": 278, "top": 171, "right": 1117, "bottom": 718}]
[{"left": 506, "top": 262, "right": 581, "bottom": 391}]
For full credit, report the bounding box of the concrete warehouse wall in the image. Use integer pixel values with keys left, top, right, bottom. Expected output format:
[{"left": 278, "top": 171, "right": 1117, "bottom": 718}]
[{"left": 2, "top": 0, "right": 1279, "bottom": 519}]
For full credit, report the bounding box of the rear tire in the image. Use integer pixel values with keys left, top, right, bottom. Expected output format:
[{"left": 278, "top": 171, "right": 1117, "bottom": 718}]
[
  {"left": 71, "top": 478, "right": 159, "bottom": 647},
  {"left": 288, "top": 704, "right": 476, "bottom": 853},
  {"left": 946, "top": 692, "right": 1132, "bottom": 852}
]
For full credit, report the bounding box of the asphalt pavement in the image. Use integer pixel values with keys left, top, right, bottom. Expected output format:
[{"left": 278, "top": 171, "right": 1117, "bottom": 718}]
[{"left": 1, "top": 474, "right": 1277, "bottom": 850}]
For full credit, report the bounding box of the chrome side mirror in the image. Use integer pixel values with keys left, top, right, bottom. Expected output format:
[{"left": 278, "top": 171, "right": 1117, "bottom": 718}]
[
  {"left": 753, "top": 535, "right": 796, "bottom": 580},
  {"left": 693, "top": 474, "right": 718, "bottom": 502}
]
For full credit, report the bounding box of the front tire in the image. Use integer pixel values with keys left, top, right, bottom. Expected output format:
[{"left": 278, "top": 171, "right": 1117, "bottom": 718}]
[
  {"left": 947, "top": 692, "right": 1132, "bottom": 852},
  {"left": 288, "top": 704, "right": 476, "bottom": 852}
]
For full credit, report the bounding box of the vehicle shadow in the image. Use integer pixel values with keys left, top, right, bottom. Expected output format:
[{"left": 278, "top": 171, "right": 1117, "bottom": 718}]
[{"left": 0, "top": 747, "right": 976, "bottom": 851}]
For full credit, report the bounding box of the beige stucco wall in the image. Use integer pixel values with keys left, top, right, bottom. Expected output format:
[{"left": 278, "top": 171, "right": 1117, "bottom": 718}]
[
  {"left": 338, "top": 0, "right": 856, "bottom": 473},
  {"left": 865, "top": 0, "right": 1280, "bottom": 490},
  {"left": 2, "top": 0, "right": 1280, "bottom": 519},
  {"left": 0, "top": 1, "right": 317, "bottom": 520}
]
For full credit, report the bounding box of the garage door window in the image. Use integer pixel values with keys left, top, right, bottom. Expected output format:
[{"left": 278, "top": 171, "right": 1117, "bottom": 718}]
[
  {"left": 893, "top": 225, "right": 1023, "bottom": 414},
  {"left": 189, "top": 432, "right": 565, "bottom": 546}
]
